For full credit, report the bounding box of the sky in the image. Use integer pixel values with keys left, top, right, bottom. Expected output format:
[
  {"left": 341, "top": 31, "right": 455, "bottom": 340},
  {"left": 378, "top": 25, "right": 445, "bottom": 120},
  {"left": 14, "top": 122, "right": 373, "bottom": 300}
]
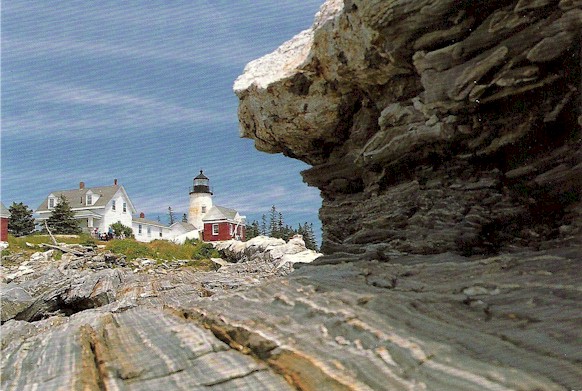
[{"left": 1, "top": 0, "right": 325, "bottom": 241}]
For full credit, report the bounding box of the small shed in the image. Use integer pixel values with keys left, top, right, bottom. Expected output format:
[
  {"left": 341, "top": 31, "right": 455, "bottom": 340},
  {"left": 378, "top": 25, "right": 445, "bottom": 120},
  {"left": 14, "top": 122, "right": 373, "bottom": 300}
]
[
  {"left": 202, "top": 206, "right": 245, "bottom": 242},
  {"left": 1, "top": 202, "right": 11, "bottom": 241}
]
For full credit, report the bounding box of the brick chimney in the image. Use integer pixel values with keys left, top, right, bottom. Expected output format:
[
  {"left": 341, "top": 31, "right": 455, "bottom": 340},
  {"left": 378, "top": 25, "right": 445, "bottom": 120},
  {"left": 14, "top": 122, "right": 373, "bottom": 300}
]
[
  {"left": 80, "top": 181, "right": 85, "bottom": 189},
  {"left": 140, "top": 212, "right": 145, "bottom": 218},
  {"left": 114, "top": 179, "right": 118, "bottom": 186}
]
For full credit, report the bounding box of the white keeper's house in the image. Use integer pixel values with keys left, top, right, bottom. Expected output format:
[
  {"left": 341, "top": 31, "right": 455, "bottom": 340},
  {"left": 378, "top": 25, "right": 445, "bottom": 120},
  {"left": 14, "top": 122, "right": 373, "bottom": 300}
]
[{"left": 36, "top": 179, "right": 136, "bottom": 234}]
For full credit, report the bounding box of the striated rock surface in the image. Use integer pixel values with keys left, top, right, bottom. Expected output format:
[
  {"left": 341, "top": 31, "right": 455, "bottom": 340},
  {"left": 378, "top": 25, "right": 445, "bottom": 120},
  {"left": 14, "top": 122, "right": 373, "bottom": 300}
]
[
  {"left": 2, "top": 248, "right": 580, "bottom": 390},
  {"left": 235, "top": 0, "right": 582, "bottom": 256}
]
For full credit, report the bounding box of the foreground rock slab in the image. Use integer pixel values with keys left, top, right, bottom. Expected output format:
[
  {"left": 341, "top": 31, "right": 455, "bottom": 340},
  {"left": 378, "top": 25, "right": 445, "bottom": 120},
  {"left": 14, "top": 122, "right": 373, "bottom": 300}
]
[{"left": 2, "top": 248, "right": 580, "bottom": 390}]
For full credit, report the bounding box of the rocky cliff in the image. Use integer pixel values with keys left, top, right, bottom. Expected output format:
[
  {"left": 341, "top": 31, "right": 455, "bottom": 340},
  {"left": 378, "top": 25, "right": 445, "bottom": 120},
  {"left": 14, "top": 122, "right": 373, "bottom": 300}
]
[{"left": 235, "top": 0, "right": 582, "bottom": 257}]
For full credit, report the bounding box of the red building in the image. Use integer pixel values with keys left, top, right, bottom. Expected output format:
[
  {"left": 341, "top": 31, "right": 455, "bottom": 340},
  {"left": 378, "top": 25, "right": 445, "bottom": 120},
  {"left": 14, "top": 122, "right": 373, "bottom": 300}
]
[
  {"left": 1, "top": 202, "right": 10, "bottom": 242},
  {"left": 202, "top": 205, "right": 245, "bottom": 242}
]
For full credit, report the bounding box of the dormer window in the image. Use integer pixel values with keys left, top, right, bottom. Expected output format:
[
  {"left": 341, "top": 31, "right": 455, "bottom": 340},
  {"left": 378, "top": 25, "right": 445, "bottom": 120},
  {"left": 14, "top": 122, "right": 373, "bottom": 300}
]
[
  {"left": 86, "top": 194, "right": 92, "bottom": 205},
  {"left": 48, "top": 198, "right": 56, "bottom": 209}
]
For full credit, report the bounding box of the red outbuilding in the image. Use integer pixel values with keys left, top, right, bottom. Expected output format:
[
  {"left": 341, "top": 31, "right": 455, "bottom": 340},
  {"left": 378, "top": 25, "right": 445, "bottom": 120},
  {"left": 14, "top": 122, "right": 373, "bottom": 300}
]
[
  {"left": 202, "top": 205, "right": 245, "bottom": 242},
  {"left": 1, "top": 202, "right": 10, "bottom": 242}
]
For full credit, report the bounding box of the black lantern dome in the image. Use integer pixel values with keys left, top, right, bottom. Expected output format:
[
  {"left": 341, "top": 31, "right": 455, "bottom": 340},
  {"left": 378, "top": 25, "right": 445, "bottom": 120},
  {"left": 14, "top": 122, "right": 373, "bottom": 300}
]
[{"left": 191, "top": 170, "right": 212, "bottom": 194}]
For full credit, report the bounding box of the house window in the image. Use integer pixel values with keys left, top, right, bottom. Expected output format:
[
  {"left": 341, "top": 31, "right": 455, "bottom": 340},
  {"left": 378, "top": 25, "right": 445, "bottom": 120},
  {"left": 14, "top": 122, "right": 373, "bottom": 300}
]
[
  {"left": 212, "top": 224, "right": 219, "bottom": 235},
  {"left": 147, "top": 226, "right": 151, "bottom": 236},
  {"left": 159, "top": 228, "right": 163, "bottom": 238},
  {"left": 138, "top": 224, "right": 142, "bottom": 234},
  {"left": 48, "top": 198, "right": 55, "bottom": 209},
  {"left": 86, "top": 194, "right": 92, "bottom": 205},
  {"left": 112, "top": 200, "right": 116, "bottom": 211},
  {"left": 123, "top": 202, "right": 127, "bottom": 213},
  {"left": 202, "top": 206, "right": 207, "bottom": 213}
]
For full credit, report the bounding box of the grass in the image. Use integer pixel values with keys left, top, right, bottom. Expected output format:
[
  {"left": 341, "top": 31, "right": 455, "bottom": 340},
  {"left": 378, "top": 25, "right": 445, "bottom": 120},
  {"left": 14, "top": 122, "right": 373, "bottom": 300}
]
[
  {"left": 3, "top": 233, "right": 96, "bottom": 256},
  {"left": 2, "top": 234, "right": 216, "bottom": 270},
  {"left": 106, "top": 238, "right": 217, "bottom": 265}
]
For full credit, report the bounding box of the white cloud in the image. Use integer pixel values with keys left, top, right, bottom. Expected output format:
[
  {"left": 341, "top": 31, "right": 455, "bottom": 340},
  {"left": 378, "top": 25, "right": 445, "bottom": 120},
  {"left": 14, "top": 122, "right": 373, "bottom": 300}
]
[
  {"left": 2, "top": 82, "right": 238, "bottom": 139},
  {"left": 3, "top": 37, "right": 253, "bottom": 68}
]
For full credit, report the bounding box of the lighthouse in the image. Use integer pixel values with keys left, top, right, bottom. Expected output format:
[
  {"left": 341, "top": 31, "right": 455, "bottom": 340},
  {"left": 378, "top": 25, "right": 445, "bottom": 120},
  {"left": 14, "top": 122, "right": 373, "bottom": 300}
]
[{"left": 188, "top": 170, "right": 213, "bottom": 229}]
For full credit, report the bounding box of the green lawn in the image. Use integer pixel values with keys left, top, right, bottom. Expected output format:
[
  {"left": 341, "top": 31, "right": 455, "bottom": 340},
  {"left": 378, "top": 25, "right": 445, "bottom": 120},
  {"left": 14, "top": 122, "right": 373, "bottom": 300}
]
[{"left": 2, "top": 234, "right": 216, "bottom": 270}]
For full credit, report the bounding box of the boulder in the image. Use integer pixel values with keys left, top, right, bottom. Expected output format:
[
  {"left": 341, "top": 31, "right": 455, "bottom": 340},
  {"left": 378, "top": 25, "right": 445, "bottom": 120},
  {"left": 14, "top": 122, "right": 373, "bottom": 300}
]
[{"left": 214, "top": 235, "right": 322, "bottom": 271}]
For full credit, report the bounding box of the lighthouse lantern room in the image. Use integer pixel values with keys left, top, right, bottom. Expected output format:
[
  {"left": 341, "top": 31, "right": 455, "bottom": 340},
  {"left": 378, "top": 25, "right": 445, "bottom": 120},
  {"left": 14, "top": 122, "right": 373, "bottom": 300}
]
[{"left": 188, "top": 170, "right": 213, "bottom": 229}]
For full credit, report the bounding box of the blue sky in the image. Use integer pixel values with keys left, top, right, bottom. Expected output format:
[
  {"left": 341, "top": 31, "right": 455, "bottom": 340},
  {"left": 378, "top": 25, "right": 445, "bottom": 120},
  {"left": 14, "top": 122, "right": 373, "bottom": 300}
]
[{"left": 1, "top": 1, "right": 324, "bottom": 240}]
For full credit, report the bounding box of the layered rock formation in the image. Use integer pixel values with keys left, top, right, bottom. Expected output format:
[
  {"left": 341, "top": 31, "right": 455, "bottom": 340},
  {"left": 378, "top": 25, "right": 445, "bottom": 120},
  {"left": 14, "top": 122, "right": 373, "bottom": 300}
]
[
  {"left": 3, "top": 245, "right": 580, "bottom": 390},
  {"left": 235, "top": 0, "right": 582, "bottom": 256}
]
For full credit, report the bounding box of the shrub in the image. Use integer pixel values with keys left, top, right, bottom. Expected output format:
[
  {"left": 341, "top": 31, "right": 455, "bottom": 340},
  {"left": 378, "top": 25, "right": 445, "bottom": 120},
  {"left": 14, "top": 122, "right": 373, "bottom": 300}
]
[
  {"left": 149, "top": 240, "right": 191, "bottom": 260},
  {"left": 110, "top": 221, "right": 133, "bottom": 238},
  {"left": 190, "top": 241, "right": 219, "bottom": 260},
  {"left": 105, "top": 239, "right": 152, "bottom": 261}
]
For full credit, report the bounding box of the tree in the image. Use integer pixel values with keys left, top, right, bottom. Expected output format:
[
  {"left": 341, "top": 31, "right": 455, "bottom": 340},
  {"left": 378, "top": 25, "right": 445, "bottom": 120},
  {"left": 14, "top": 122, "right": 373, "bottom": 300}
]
[
  {"left": 46, "top": 195, "right": 81, "bottom": 234},
  {"left": 168, "top": 206, "right": 176, "bottom": 225},
  {"left": 110, "top": 221, "right": 133, "bottom": 238},
  {"left": 245, "top": 221, "right": 260, "bottom": 240},
  {"left": 268, "top": 205, "right": 278, "bottom": 237},
  {"left": 8, "top": 202, "right": 36, "bottom": 237},
  {"left": 260, "top": 214, "right": 267, "bottom": 236},
  {"left": 277, "top": 212, "right": 284, "bottom": 238},
  {"left": 303, "top": 222, "right": 318, "bottom": 251},
  {"left": 281, "top": 224, "right": 295, "bottom": 241}
]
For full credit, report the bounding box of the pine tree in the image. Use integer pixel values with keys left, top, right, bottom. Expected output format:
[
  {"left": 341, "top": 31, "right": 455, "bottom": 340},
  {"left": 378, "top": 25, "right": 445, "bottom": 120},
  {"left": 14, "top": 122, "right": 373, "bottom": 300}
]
[
  {"left": 245, "top": 220, "right": 260, "bottom": 240},
  {"left": 8, "top": 202, "right": 36, "bottom": 237},
  {"left": 282, "top": 224, "right": 294, "bottom": 241},
  {"left": 269, "top": 205, "right": 278, "bottom": 237},
  {"left": 277, "top": 212, "right": 284, "bottom": 239},
  {"left": 303, "top": 222, "right": 318, "bottom": 251},
  {"left": 260, "top": 214, "right": 267, "bottom": 236},
  {"left": 296, "top": 223, "right": 304, "bottom": 237},
  {"left": 46, "top": 195, "right": 81, "bottom": 234},
  {"left": 245, "top": 223, "right": 254, "bottom": 239}
]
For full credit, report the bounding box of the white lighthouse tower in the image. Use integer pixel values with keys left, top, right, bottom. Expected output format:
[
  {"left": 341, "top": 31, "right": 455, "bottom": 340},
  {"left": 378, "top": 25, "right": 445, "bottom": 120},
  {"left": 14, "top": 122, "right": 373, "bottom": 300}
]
[{"left": 188, "top": 170, "right": 213, "bottom": 229}]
